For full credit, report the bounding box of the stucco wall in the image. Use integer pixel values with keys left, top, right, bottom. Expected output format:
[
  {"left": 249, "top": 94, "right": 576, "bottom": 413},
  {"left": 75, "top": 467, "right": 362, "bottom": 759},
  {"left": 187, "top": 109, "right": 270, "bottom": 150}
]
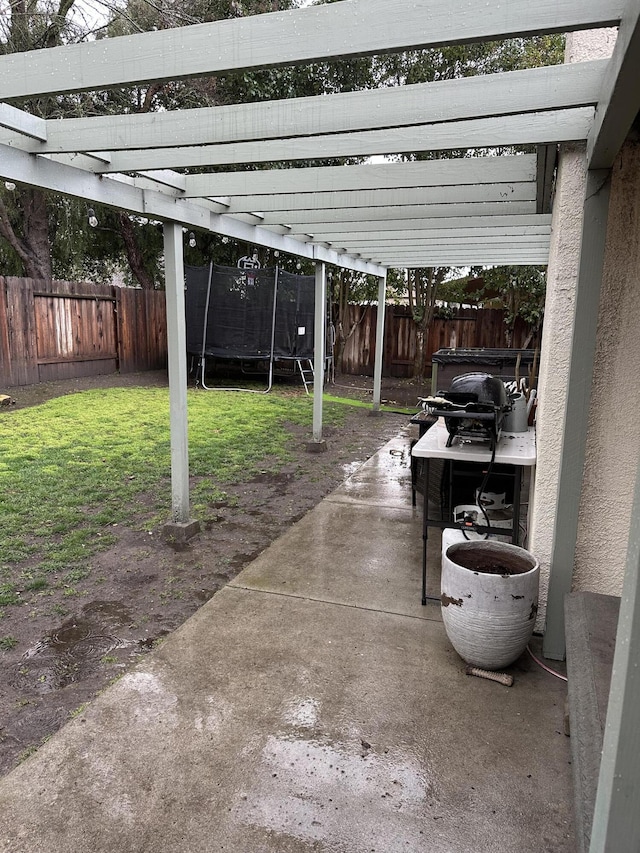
[
  {"left": 528, "top": 144, "right": 586, "bottom": 629},
  {"left": 574, "top": 139, "right": 640, "bottom": 592}
]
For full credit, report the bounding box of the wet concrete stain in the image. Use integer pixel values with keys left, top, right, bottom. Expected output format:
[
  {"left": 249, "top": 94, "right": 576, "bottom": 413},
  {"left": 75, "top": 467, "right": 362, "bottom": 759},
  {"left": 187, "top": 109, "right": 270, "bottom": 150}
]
[{"left": 235, "top": 727, "right": 430, "bottom": 851}]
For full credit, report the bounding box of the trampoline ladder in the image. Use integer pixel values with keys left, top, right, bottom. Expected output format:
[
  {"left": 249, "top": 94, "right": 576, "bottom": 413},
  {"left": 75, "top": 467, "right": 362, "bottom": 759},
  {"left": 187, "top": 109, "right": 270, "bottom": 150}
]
[{"left": 297, "top": 359, "right": 315, "bottom": 395}]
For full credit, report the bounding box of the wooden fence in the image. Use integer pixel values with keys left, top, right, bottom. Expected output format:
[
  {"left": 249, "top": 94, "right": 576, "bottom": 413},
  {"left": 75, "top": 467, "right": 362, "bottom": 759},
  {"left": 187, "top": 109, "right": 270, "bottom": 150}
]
[
  {"left": 0, "top": 277, "right": 531, "bottom": 387},
  {"left": 0, "top": 277, "right": 167, "bottom": 387},
  {"left": 340, "top": 304, "right": 531, "bottom": 378}
]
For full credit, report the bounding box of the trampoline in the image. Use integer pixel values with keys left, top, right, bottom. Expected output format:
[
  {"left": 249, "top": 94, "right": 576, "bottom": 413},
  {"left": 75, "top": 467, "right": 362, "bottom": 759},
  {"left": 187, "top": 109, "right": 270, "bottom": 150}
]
[{"left": 185, "top": 263, "right": 332, "bottom": 392}]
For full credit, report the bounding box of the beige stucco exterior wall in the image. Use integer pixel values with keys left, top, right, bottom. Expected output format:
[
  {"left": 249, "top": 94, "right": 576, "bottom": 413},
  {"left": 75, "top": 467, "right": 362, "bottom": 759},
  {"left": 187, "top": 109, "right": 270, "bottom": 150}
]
[
  {"left": 528, "top": 143, "right": 586, "bottom": 629},
  {"left": 529, "top": 29, "right": 617, "bottom": 630},
  {"left": 573, "top": 139, "right": 640, "bottom": 592}
]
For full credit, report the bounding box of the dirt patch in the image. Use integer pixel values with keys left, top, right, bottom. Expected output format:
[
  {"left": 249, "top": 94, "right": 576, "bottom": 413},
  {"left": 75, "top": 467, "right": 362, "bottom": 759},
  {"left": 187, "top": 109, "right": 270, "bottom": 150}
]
[{"left": 0, "top": 370, "right": 418, "bottom": 776}]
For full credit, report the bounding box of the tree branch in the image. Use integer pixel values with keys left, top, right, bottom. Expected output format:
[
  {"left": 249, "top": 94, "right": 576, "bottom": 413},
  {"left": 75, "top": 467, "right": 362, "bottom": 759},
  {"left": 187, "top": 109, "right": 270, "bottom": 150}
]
[{"left": 0, "top": 195, "right": 30, "bottom": 267}]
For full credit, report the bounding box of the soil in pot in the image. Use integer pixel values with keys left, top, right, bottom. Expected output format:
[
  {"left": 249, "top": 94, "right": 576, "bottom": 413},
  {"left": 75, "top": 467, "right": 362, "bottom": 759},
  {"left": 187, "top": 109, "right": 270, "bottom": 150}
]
[{"left": 451, "top": 545, "right": 533, "bottom": 576}]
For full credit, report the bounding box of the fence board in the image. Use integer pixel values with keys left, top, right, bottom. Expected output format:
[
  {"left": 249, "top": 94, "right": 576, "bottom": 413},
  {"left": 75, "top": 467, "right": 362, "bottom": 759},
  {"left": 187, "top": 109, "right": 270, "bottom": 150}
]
[
  {"left": 0, "top": 279, "right": 11, "bottom": 386},
  {"left": 117, "top": 287, "right": 167, "bottom": 374},
  {"left": 33, "top": 283, "right": 118, "bottom": 382},
  {"left": 2, "top": 278, "right": 39, "bottom": 386}
]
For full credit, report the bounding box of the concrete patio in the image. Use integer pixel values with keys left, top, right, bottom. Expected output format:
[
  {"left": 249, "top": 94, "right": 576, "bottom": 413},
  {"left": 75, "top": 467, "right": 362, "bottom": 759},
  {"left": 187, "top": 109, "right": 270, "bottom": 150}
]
[{"left": 0, "top": 428, "right": 574, "bottom": 852}]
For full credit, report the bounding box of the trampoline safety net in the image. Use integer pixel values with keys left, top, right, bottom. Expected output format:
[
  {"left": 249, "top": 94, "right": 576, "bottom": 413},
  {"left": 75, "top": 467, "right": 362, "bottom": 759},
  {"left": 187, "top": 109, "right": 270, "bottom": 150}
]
[{"left": 185, "top": 264, "right": 316, "bottom": 360}]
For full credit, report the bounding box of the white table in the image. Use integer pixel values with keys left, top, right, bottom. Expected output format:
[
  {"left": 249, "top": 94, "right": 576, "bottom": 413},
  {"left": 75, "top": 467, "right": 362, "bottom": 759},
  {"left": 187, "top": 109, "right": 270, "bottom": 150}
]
[{"left": 411, "top": 419, "right": 536, "bottom": 604}]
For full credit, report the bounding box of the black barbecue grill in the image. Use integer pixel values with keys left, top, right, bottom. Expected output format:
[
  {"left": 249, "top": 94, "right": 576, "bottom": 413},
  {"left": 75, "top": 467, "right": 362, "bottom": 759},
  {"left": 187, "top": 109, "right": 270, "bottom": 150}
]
[{"left": 420, "top": 372, "right": 510, "bottom": 451}]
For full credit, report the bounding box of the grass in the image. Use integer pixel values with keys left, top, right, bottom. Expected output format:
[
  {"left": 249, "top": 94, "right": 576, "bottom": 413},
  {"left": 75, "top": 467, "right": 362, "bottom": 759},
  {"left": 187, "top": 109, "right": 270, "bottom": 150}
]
[
  {"left": 322, "top": 393, "right": 415, "bottom": 415},
  {"left": 0, "top": 386, "right": 347, "bottom": 604}
]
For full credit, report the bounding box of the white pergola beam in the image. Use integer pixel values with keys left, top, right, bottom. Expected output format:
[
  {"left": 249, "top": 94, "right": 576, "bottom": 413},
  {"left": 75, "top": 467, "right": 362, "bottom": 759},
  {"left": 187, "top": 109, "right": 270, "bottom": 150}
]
[
  {"left": 0, "top": 103, "right": 47, "bottom": 141},
  {"left": 380, "top": 249, "right": 548, "bottom": 257},
  {"left": 0, "top": 144, "right": 384, "bottom": 276},
  {"left": 84, "top": 110, "right": 592, "bottom": 171},
  {"left": 0, "top": 0, "right": 623, "bottom": 99},
  {"left": 329, "top": 239, "right": 551, "bottom": 251},
  {"left": 182, "top": 155, "right": 537, "bottom": 199},
  {"left": 1, "top": 61, "right": 605, "bottom": 156},
  {"left": 587, "top": 2, "right": 640, "bottom": 168},
  {"left": 233, "top": 200, "right": 539, "bottom": 225},
  {"left": 235, "top": 182, "right": 536, "bottom": 210},
  {"left": 136, "top": 170, "right": 187, "bottom": 192},
  {"left": 199, "top": 182, "right": 537, "bottom": 207},
  {"left": 227, "top": 195, "right": 537, "bottom": 217},
  {"left": 249, "top": 210, "right": 551, "bottom": 227},
  {"left": 383, "top": 256, "right": 549, "bottom": 266},
  {"left": 285, "top": 221, "right": 551, "bottom": 237},
  {"left": 378, "top": 247, "right": 549, "bottom": 257}
]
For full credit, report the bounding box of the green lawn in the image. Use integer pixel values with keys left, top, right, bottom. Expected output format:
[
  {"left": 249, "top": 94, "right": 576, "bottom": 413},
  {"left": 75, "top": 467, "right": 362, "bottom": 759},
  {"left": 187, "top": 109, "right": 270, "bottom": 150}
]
[{"left": 0, "top": 386, "right": 348, "bottom": 609}]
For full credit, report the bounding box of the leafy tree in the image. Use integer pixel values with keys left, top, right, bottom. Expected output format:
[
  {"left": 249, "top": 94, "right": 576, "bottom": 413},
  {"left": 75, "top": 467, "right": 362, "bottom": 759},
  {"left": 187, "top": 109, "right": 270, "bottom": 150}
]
[
  {"left": 470, "top": 265, "right": 547, "bottom": 348},
  {"left": 406, "top": 267, "right": 459, "bottom": 379},
  {"left": 0, "top": 0, "right": 301, "bottom": 285},
  {"left": 0, "top": 0, "right": 96, "bottom": 280}
]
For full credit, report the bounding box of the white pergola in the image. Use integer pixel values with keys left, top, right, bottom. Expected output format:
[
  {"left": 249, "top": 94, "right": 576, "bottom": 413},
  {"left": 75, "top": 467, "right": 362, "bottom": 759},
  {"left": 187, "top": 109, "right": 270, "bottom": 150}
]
[{"left": 1, "top": 2, "right": 640, "bottom": 847}]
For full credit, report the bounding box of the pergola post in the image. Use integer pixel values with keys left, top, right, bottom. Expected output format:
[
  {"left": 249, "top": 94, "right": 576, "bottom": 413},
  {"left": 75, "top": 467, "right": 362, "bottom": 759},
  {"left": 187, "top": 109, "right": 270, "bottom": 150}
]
[
  {"left": 542, "top": 169, "right": 611, "bottom": 659},
  {"left": 311, "top": 261, "right": 327, "bottom": 446},
  {"left": 372, "top": 273, "right": 387, "bottom": 413},
  {"left": 162, "top": 222, "right": 200, "bottom": 539}
]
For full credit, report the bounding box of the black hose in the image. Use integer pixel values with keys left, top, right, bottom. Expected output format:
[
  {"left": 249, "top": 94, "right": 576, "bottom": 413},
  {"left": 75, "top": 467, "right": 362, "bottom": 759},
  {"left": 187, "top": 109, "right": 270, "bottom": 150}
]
[{"left": 462, "top": 439, "right": 497, "bottom": 540}]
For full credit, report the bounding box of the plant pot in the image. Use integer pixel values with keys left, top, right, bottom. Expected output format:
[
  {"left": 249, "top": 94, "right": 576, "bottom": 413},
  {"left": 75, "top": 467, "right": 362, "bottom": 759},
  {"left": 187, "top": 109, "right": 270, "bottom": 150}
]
[{"left": 441, "top": 540, "right": 539, "bottom": 670}]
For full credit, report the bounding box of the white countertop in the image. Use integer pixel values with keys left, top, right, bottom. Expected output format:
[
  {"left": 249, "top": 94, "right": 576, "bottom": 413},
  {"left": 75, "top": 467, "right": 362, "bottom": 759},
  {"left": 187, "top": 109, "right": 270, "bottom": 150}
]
[{"left": 411, "top": 418, "right": 536, "bottom": 466}]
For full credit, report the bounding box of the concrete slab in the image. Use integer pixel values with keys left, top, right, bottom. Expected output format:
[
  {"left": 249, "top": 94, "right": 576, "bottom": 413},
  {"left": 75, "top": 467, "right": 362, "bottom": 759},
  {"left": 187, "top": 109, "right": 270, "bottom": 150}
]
[
  {"left": 230, "top": 500, "right": 440, "bottom": 621},
  {"left": 0, "top": 587, "right": 574, "bottom": 853},
  {"left": 328, "top": 432, "right": 414, "bottom": 509}
]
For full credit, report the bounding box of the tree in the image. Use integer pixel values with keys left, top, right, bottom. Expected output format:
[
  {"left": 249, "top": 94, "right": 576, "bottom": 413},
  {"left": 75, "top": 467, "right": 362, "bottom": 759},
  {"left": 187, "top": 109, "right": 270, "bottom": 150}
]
[
  {"left": 470, "top": 265, "right": 547, "bottom": 348},
  {"left": 329, "top": 269, "right": 375, "bottom": 372},
  {"left": 0, "top": 0, "right": 92, "bottom": 280},
  {"left": 0, "top": 0, "right": 301, "bottom": 286},
  {"left": 406, "top": 267, "right": 456, "bottom": 380}
]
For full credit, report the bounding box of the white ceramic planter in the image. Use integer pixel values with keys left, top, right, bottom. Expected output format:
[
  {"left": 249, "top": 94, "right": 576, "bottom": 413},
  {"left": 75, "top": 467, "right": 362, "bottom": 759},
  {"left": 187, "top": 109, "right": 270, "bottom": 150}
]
[{"left": 441, "top": 540, "right": 540, "bottom": 670}]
